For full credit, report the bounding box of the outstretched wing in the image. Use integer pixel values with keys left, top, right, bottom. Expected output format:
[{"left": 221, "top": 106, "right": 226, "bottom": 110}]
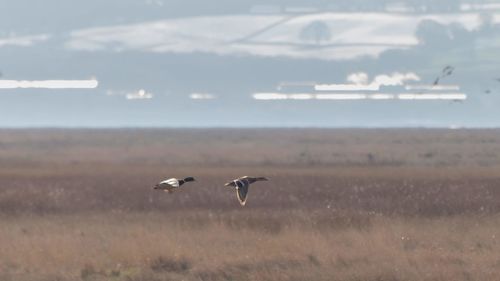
[
  {"left": 241, "top": 176, "right": 257, "bottom": 184},
  {"left": 236, "top": 184, "right": 249, "bottom": 206},
  {"left": 225, "top": 181, "right": 237, "bottom": 187}
]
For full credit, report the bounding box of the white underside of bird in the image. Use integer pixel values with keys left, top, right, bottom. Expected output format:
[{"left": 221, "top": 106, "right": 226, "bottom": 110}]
[
  {"left": 161, "top": 178, "right": 180, "bottom": 187},
  {"left": 156, "top": 178, "right": 180, "bottom": 193},
  {"left": 225, "top": 176, "right": 268, "bottom": 206},
  {"left": 233, "top": 180, "right": 249, "bottom": 206}
]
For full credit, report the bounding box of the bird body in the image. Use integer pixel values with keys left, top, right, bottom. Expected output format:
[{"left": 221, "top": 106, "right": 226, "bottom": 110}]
[
  {"left": 433, "top": 65, "right": 455, "bottom": 85},
  {"left": 433, "top": 77, "right": 440, "bottom": 86},
  {"left": 442, "top": 65, "right": 454, "bottom": 76},
  {"left": 224, "top": 176, "right": 268, "bottom": 206},
  {"left": 153, "top": 177, "right": 195, "bottom": 193}
]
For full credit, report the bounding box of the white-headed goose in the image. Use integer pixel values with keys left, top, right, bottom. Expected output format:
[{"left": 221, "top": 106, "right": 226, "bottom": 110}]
[
  {"left": 224, "top": 176, "right": 268, "bottom": 206},
  {"left": 153, "top": 177, "right": 195, "bottom": 193}
]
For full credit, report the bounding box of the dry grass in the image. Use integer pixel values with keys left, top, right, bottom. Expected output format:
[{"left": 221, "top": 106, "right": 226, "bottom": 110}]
[
  {"left": 2, "top": 212, "right": 500, "bottom": 281},
  {"left": 1, "top": 129, "right": 500, "bottom": 280}
]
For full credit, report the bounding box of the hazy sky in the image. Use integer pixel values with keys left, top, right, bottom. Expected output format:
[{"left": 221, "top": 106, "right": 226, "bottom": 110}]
[{"left": 1, "top": 0, "right": 499, "bottom": 127}]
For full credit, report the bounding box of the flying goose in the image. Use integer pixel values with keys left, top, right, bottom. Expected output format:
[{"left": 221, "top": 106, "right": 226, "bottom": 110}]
[
  {"left": 433, "top": 65, "right": 455, "bottom": 85},
  {"left": 224, "top": 176, "right": 268, "bottom": 206},
  {"left": 153, "top": 177, "right": 195, "bottom": 193}
]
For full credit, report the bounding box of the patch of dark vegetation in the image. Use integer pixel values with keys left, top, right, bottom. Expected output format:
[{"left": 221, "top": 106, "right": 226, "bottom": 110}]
[
  {"left": 196, "top": 258, "right": 303, "bottom": 281},
  {"left": 80, "top": 264, "right": 97, "bottom": 280},
  {"left": 150, "top": 256, "right": 191, "bottom": 273},
  {"left": 80, "top": 264, "right": 124, "bottom": 280},
  {"left": 348, "top": 274, "right": 401, "bottom": 281},
  {"left": 307, "top": 254, "right": 321, "bottom": 267},
  {"left": 38, "top": 275, "right": 66, "bottom": 281}
]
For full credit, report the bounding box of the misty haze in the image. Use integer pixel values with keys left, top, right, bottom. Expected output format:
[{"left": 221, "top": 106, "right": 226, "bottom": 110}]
[{"left": 0, "top": 0, "right": 499, "bottom": 127}]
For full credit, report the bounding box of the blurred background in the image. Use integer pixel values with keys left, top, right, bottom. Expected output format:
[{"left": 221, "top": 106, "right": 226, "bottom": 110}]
[{"left": 1, "top": 0, "right": 499, "bottom": 127}]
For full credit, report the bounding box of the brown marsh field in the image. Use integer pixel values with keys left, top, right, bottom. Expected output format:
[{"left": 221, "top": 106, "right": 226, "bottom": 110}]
[{"left": 1, "top": 129, "right": 500, "bottom": 281}]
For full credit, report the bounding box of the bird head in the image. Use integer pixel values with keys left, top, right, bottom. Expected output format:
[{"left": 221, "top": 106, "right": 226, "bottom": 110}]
[{"left": 184, "top": 177, "right": 196, "bottom": 182}]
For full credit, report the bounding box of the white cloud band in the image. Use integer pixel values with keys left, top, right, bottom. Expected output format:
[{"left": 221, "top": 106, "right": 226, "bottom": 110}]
[{"left": 0, "top": 79, "right": 98, "bottom": 89}]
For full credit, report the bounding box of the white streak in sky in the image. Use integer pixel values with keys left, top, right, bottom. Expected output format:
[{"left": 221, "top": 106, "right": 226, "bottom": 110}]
[
  {"left": 460, "top": 3, "right": 500, "bottom": 11},
  {"left": 0, "top": 79, "right": 98, "bottom": 89},
  {"left": 314, "top": 84, "right": 379, "bottom": 91},
  {"left": 315, "top": 72, "right": 421, "bottom": 91},
  {"left": 288, "top": 94, "right": 314, "bottom": 100},
  {"left": 398, "top": 93, "right": 467, "bottom": 100},
  {"left": 369, "top": 94, "right": 395, "bottom": 100},
  {"left": 405, "top": 85, "right": 461, "bottom": 91},
  {"left": 0, "top": 34, "right": 50, "bottom": 48},
  {"left": 190, "top": 93, "right": 216, "bottom": 100},
  {"left": 126, "top": 89, "right": 153, "bottom": 100},
  {"left": 253, "top": 92, "right": 467, "bottom": 101},
  {"left": 316, "top": 93, "right": 367, "bottom": 100},
  {"left": 253, "top": 93, "right": 288, "bottom": 100}
]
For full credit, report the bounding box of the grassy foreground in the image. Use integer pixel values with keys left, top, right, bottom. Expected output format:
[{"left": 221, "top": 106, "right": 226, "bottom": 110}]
[{"left": 1, "top": 129, "right": 500, "bottom": 281}]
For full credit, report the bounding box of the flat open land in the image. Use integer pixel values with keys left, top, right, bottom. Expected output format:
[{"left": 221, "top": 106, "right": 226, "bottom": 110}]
[{"left": 1, "top": 129, "right": 500, "bottom": 281}]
